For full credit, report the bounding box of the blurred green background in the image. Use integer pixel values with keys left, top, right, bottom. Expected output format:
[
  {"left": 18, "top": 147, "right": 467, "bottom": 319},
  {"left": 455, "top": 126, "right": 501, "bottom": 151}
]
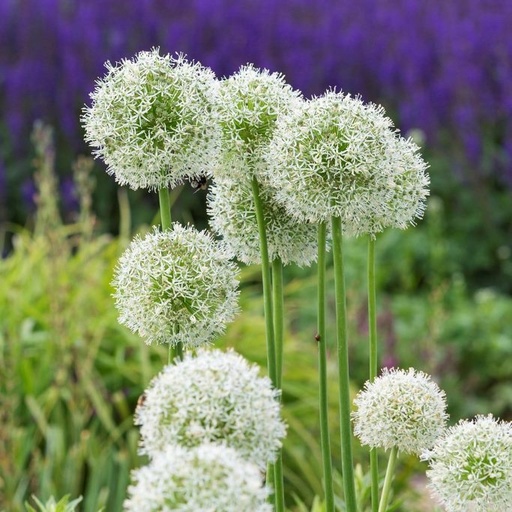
[{"left": 2, "top": 121, "right": 511, "bottom": 511}]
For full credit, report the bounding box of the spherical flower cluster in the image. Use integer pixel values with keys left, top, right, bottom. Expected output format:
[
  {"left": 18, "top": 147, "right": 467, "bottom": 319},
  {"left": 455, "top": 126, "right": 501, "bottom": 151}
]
[
  {"left": 124, "top": 443, "right": 271, "bottom": 512},
  {"left": 135, "top": 348, "right": 286, "bottom": 468},
  {"left": 112, "top": 224, "right": 239, "bottom": 347},
  {"left": 264, "top": 90, "right": 429, "bottom": 236},
  {"left": 376, "top": 134, "right": 430, "bottom": 231},
  {"left": 82, "top": 49, "right": 220, "bottom": 191},
  {"left": 352, "top": 368, "right": 448, "bottom": 455},
  {"left": 207, "top": 176, "right": 320, "bottom": 266},
  {"left": 424, "top": 414, "right": 512, "bottom": 512},
  {"left": 214, "top": 64, "right": 302, "bottom": 180}
]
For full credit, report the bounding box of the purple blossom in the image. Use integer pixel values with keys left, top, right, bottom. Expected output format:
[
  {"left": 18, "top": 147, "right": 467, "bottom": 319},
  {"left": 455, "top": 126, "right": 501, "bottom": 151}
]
[
  {"left": 21, "top": 178, "right": 36, "bottom": 212},
  {"left": 0, "top": 0, "right": 510, "bottom": 185},
  {"left": 60, "top": 177, "right": 78, "bottom": 219},
  {"left": 0, "top": 159, "right": 6, "bottom": 222}
]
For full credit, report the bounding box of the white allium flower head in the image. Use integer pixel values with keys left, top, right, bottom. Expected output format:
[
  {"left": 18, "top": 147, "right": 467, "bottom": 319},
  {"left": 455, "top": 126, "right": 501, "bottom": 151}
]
[
  {"left": 352, "top": 368, "right": 448, "bottom": 455},
  {"left": 207, "top": 176, "right": 320, "bottom": 266},
  {"left": 214, "top": 64, "right": 302, "bottom": 181},
  {"left": 124, "top": 443, "right": 272, "bottom": 512},
  {"left": 424, "top": 414, "right": 512, "bottom": 512},
  {"left": 82, "top": 48, "right": 220, "bottom": 190},
  {"left": 264, "top": 90, "right": 430, "bottom": 235},
  {"left": 135, "top": 348, "right": 286, "bottom": 468},
  {"left": 112, "top": 224, "right": 239, "bottom": 347},
  {"left": 378, "top": 134, "right": 430, "bottom": 231}
]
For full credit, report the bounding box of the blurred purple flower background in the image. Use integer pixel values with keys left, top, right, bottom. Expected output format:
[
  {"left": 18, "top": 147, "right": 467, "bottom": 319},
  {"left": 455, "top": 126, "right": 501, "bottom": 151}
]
[{"left": 1, "top": 0, "right": 511, "bottom": 221}]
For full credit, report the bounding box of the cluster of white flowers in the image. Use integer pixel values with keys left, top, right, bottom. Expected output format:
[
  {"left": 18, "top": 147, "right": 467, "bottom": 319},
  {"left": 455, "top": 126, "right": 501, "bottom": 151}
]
[
  {"left": 214, "top": 64, "right": 302, "bottom": 180},
  {"left": 263, "top": 90, "right": 429, "bottom": 237},
  {"left": 124, "top": 444, "right": 272, "bottom": 512},
  {"left": 82, "top": 49, "right": 439, "bottom": 511},
  {"left": 83, "top": 51, "right": 430, "bottom": 245},
  {"left": 112, "top": 224, "right": 239, "bottom": 347},
  {"left": 208, "top": 176, "right": 320, "bottom": 266},
  {"left": 82, "top": 49, "right": 220, "bottom": 191},
  {"left": 352, "top": 368, "right": 448, "bottom": 455},
  {"left": 125, "top": 349, "right": 284, "bottom": 510},
  {"left": 135, "top": 348, "right": 286, "bottom": 468},
  {"left": 207, "top": 65, "right": 324, "bottom": 265},
  {"left": 424, "top": 414, "right": 512, "bottom": 512}
]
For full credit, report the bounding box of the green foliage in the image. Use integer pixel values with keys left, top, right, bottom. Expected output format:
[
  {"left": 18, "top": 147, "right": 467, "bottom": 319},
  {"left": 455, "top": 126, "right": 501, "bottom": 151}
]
[
  {"left": 3, "top": 123, "right": 512, "bottom": 511},
  {"left": 0, "top": 127, "right": 161, "bottom": 511},
  {"left": 392, "top": 277, "right": 512, "bottom": 420},
  {"left": 25, "top": 495, "right": 84, "bottom": 512},
  {"left": 0, "top": 124, "right": 344, "bottom": 511},
  {"left": 0, "top": 153, "right": 344, "bottom": 510},
  {"left": 0, "top": 225, "right": 146, "bottom": 512}
]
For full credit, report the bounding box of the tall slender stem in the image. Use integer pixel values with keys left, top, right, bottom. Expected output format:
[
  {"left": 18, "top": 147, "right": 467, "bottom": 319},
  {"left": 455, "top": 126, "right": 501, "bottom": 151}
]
[
  {"left": 271, "top": 259, "right": 285, "bottom": 509},
  {"left": 368, "top": 236, "right": 379, "bottom": 512},
  {"left": 370, "top": 450, "right": 379, "bottom": 512},
  {"left": 378, "top": 447, "right": 398, "bottom": 512},
  {"left": 272, "top": 452, "right": 285, "bottom": 512},
  {"left": 317, "top": 222, "right": 335, "bottom": 512},
  {"left": 117, "top": 188, "right": 131, "bottom": 246},
  {"left": 158, "top": 187, "right": 182, "bottom": 363},
  {"left": 251, "top": 177, "right": 283, "bottom": 512},
  {"left": 368, "top": 236, "right": 378, "bottom": 381},
  {"left": 158, "top": 187, "right": 172, "bottom": 231},
  {"left": 272, "top": 259, "right": 284, "bottom": 389},
  {"left": 251, "top": 177, "right": 277, "bottom": 385},
  {"left": 331, "top": 215, "right": 357, "bottom": 512}
]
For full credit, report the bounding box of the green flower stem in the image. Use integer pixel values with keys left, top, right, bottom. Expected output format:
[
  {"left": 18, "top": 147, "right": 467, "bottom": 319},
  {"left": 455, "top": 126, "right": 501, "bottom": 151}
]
[
  {"left": 251, "top": 176, "right": 283, "bottom": 512},
  {"left": 117, "top": 188, "right": 131, "bottom": 245},
  {"left": 250, "top": 178, "right": 277, "bottom": 385},
  {"left": 368, "top": 236, "right": 379, "bottom": 512},
  {"left": 378, "top": 447, "right": 398, "bottom": 512},
  {"left": 368, "top": 236, "right": 378, "bottom": 381},
  {"left": 317, "top": 222, "right": 335, "bottom": 512},
  {"left": 273, "top": 453, "right": 285, "bottom": 512},
  {"left": 158, "top": 187, "right": 172, "bottom": 230},
  {"left": 272, "top": 258, "right": 284, "bottom": 388},
  {"left": 331, "top": 215, "right": 357, "bottom": 512},
  {"left": 158, "top": 187, "right": 182, "bottom": 364},
  {"left": 370, "top": 449, "right": 379, "bottom": 512},
  {"left": 171, "top": 340, "right": 183, "bottom": 363},
  {"left": 271, "top": 259, "right": 285, "bottom": 511}
]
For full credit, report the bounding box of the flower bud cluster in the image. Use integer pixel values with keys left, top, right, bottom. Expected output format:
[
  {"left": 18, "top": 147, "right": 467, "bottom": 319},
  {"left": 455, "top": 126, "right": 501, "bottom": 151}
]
[
  {"left": 424, "top": 414, "right": 512, "bottom": 512},
  {"left": 112, "top": 223, "right": 239, "bottom": 347},
  {"left": 263, "top": 91, "right": 429, "bottom": 236},
  {"left": 135, "top": 348, "right": 286, "bottom": 468},
  {"left": 125, "top": 349, "right": 285, "bottom": 511},
  {"left": 124, "top": 444, "right": 272, "bottom": 512},
  {"left": 214, "top": 64, "right": 302, "bottom": 181},
  {"left": 84, "top": 52, "right": 430, "bottom": 246},
  {"left": 208, "top": 175, "right": 320, "bottom": 266},
  {"left": 352, "top": 368, "right": 448, "bottom": 455},
  {"left": 82, "top": 49, "right": 220, "bottom": 191},
  {"left": 353, "top": 369, "right": 512, "bottom": 510}
]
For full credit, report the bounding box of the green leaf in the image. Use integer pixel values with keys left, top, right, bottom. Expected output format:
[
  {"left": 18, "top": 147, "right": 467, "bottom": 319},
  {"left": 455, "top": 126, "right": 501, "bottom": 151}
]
[{"left": 24, "top": 494, "right": 83, "bottom": 512}]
